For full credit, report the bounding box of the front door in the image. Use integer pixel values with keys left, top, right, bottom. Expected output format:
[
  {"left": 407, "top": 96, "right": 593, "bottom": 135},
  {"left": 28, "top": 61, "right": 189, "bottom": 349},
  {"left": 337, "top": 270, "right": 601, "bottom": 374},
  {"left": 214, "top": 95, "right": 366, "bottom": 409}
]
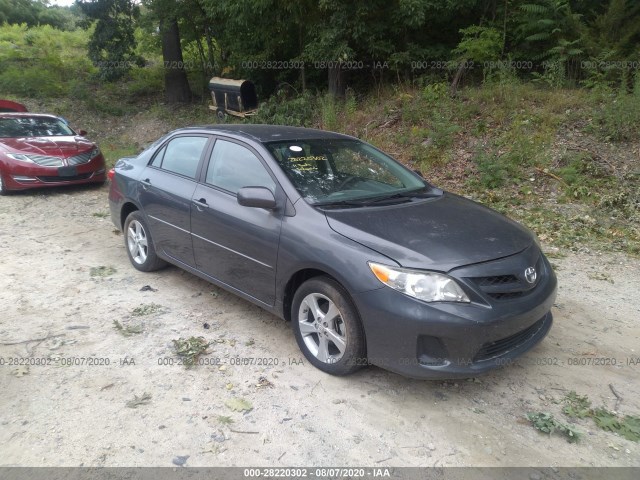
[{"left": 190, "top": 138, "right": 282, "bottom": 305}]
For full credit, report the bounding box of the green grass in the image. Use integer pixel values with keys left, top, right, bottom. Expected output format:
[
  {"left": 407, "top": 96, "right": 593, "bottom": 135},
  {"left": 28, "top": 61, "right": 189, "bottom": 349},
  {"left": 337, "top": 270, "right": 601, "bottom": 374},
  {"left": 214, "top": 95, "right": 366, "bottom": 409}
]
[
  {"left": 101, "top": 139, "right": 139, "bottom": 168},
  {"left": 0, "top": 24, "right": 94, "bottom": 98}
]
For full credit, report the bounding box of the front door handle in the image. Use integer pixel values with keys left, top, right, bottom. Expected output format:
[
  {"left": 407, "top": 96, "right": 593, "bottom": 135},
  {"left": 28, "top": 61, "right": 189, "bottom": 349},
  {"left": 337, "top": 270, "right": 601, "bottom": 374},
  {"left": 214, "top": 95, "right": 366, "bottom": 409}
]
[
  {"left": 193, "top": 198, "right": 209, "bottom": 209},
  {"left": 141, "top": 178, "right": 151, "bottom": 190}
]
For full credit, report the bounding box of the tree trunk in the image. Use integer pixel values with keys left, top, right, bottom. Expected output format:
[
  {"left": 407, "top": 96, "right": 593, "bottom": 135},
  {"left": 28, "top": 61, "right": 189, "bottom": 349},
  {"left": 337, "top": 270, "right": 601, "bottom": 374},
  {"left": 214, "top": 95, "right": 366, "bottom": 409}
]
[
  {"left": 204, "top": 28, "right": 216, "bottom": 74},
  {"left": 299, "top": 25, "right": 306, "bottom": 92},
  {"left": 161, "top": 17, "right": 192, "bottom": 103},
  {"left": 450, "top": 58, "right": 468, "bottom": 96},
  {"left": 328, "top": 66, "right": 345, "bottom": 98}
]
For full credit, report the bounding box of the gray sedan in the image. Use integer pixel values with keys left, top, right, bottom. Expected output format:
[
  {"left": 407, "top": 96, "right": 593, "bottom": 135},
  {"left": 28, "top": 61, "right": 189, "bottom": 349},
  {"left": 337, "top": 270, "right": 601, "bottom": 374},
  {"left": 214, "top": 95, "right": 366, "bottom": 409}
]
[{"left": 108, "top": 125, "right": 557, "bottom": 379}]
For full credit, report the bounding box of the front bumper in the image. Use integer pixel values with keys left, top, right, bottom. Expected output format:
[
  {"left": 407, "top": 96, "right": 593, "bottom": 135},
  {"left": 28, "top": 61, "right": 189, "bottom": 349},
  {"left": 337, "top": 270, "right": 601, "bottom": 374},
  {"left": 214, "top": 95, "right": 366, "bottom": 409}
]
[
  {"left": 352, "top": 254, "right": 557, "bottom": 379},
  {"left": 2, "top": 155, "right": 106, "bottom": 191}
]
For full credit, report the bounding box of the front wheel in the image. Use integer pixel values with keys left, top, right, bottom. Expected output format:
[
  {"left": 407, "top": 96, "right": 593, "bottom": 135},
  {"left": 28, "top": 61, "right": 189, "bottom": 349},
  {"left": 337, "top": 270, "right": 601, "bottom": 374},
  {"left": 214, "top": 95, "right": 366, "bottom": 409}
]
[
  {"left": 0, "top": 171, "right": 9, "bottom": 195},
  {"left": 291, "top": 277, "right": 366, "bottom": 376},
  {"left": 123, "top": 211, "right": 166, "bottom": 272}
]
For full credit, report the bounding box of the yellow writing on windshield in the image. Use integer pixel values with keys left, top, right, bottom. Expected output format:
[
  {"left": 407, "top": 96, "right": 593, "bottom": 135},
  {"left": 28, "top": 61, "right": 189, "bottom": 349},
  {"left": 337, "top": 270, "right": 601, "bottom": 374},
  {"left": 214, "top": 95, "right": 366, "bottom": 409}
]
[{"left": 290, "top": 155, "right": 327, "bottom": 172}]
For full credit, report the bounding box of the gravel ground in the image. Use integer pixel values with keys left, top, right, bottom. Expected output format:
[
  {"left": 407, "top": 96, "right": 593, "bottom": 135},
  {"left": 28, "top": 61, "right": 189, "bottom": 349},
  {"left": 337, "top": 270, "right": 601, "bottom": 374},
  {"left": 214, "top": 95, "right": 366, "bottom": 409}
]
[{"left": 0, "top": 184, "right": 639, "bottom": 467}]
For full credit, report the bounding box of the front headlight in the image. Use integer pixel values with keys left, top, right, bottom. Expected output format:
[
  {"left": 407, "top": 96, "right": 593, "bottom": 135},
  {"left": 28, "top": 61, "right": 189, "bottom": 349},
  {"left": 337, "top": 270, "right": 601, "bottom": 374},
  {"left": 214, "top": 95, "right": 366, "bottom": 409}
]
[
  {"left": 368, "top": 262, "right": 470, "bottom": 303},
  {"left": 89, "top": 147, "right": 101, "bottom": 158},
  {"left": 7, "top": 153, "right": 34, "bottom": 163}
]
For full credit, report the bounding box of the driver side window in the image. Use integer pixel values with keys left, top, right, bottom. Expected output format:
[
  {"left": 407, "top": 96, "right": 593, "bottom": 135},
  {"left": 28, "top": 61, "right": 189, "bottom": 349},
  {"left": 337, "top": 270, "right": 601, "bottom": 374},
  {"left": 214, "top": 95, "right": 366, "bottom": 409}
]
[{"left": 206, "top": 140, "right": 276, "bottom": 194}]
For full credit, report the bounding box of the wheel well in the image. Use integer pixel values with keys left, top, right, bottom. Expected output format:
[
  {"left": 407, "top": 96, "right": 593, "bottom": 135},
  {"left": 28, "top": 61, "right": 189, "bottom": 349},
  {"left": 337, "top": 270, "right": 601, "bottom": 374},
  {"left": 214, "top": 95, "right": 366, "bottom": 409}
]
[
  {"left": 282, "top": 268, "right": 338, "bottom": 322},
  {"left": 120, "top": 202, "right": 138, "bottom": 229}
]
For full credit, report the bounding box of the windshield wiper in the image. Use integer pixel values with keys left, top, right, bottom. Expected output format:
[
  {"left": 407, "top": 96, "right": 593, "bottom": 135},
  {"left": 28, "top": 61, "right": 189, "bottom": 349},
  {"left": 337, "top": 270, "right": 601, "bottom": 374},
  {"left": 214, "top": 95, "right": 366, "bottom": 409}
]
[
  {"left": 397, "top": 186, "right": 443, "bottom": 198},
  {"left": 356, "top": 187, "right": 443, "bottom": 205},
  {"left": 314, "top": 187, "right": 443, "bottom": 208},
  {"left": 313, "top": 199, "right": 370, "bottom": 208},
  {"left": 359, "top": 193, "right": 413, "bottom": 205},
  {"left": 316, "top": 194, "right": 411, "bottom": 207}
]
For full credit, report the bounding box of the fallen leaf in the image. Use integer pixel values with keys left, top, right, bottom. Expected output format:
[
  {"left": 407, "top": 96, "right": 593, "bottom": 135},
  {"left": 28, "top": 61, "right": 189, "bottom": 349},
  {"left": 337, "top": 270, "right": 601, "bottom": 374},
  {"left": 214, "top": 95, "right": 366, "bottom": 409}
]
[
  {"left": 225, "top": 397, "right": 253, "bottom": 412},
  {"left": 126, "top": 392, "right": 152, "bottom": 408}
]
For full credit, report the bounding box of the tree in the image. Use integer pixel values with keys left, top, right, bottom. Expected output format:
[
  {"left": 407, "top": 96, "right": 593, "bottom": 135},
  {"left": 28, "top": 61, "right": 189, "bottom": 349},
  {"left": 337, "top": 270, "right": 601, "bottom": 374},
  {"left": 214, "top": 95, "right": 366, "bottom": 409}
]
[
  {"left": 76, "top": 0, "right": 141, "bottom": 80},
  {"left": 161, "top": 16, "right": 192, "bottom": 102},
  {"left": 202, "top": 0, "right": 307, "bottom": 95},
  {"left": 0, "top": 0, "right": 78, "bottom": 30},
  {"left": 141, "top": 0, "right": 193, "bottom": 103},
  {"left": 580, "top": 0, "right": 640, "bottom": 89}
]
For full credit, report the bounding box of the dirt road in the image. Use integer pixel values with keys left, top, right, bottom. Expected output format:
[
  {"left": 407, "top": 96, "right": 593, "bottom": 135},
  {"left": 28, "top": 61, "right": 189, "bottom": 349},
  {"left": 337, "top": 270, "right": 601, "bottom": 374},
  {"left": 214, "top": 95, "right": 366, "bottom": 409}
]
[{"left": 1, "top": 185, "right": 638, "bottom": 467}]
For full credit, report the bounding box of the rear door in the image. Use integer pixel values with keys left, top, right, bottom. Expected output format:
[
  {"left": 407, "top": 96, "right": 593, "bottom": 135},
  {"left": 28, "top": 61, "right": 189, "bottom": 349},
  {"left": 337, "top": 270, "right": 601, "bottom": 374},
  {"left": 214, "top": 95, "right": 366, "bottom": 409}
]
[
  {"left": 191, "top": 138, "right": 282, "bottom": 305},
  {"left": 138, "top": 134, "right": 211, "bottom": 267}
]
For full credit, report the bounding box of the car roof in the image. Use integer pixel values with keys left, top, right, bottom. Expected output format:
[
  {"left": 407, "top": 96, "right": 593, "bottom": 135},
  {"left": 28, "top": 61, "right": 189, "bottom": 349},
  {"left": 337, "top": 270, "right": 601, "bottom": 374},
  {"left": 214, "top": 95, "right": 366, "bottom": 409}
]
[
  {"left": 0, "top": 112, "right": 61, "bottom": 120},
  {"left": 172, "top": 124, "right": 355, "bottom": 143}
]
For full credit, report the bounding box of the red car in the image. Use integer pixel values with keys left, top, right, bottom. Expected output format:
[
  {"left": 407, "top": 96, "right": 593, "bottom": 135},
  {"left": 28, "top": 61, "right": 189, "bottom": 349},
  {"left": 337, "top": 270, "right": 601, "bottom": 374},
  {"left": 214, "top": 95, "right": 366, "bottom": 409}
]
[
  {"left": 0, "top": 113, "right": 106, "bottom": 194},
  {"left": 0, "top": 100, "right": 28, "bottom": 112}
]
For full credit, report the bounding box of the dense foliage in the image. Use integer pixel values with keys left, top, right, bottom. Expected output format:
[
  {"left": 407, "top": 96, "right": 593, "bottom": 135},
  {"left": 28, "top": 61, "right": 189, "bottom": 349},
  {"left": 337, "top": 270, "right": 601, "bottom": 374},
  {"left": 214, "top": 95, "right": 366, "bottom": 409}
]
[
  {"left": 2, "top": 0, "right": 639, "bottom": 97},
  {"left": 0, "top": 0, "right": 79, "bottom": 30},
  {"left": 76, "top": 0, "right": 142, "bottom": 80}
]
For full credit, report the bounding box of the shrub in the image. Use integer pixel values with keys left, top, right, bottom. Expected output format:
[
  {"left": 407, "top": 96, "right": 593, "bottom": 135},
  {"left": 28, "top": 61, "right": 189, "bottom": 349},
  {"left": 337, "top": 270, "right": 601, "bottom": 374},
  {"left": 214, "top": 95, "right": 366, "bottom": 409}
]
[{"left": 252, "top": 91, "right": 319, "bottom": 127}]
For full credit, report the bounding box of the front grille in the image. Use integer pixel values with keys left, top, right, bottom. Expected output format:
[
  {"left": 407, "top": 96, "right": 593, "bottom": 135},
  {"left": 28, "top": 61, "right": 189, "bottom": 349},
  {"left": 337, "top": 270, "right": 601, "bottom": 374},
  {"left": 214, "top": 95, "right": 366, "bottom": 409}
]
[
  {"left": 489, "top": 291, "right": 525, "bottom": 300},
  {"left": 29, "top": 155, "right": 64, "bottom": 167},
  {"left": 67, "top": 150, "right": 95, "bottom": 166},
  {"left": 474, "top": 316, "right": 547, "bottom": 362},
  {"left": 36, "top": 173, "right": 93, "bottom": 183},
  {"left": 468, "top": 257, "right": 543, "bottom": 301},
  {"left": 475, "top": 275, "right": 518, "bottom": 287}
]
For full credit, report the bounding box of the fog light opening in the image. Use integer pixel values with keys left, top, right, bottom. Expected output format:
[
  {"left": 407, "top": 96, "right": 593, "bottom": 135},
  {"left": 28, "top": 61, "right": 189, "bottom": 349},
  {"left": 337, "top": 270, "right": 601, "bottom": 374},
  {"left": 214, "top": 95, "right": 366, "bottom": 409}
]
[
  {"left": 12, "top": 175, "right": 38, "bottom": 183},
  {"left": 417, "top": 335, "right": 449, "bottom": 366}
]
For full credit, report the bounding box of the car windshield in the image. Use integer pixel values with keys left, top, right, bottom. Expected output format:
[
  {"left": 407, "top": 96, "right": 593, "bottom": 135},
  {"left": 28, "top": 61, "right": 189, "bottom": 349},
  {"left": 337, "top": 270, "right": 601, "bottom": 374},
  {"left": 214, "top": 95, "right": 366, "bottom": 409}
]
[
  {"left": 265, "top": 139, "right": 425, "bottom": 204},
  {"left": 0, "top": 116, "right": 75, "bottom": 138}
]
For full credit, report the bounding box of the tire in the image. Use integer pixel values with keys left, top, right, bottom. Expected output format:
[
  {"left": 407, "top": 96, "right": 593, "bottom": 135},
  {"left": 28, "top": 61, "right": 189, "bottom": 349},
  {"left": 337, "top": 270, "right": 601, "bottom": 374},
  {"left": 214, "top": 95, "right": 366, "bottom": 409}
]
[
  {"left": 123, "top": 211, "right": 167, "bottom": 272},
  {"left": 216, "top": 108, "right": 226, "bottom": 122},
  {"left": 0, "top": 171, "right": 9, "bottom": 196},
  {"left": 291, "top": 276, "right": 366, "bottom": 376}
]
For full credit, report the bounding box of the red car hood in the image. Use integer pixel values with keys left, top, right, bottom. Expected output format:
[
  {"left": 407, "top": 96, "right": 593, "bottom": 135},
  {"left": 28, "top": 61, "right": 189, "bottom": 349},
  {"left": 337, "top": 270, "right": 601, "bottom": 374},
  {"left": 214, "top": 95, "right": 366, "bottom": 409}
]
[{"left": 0, "top": 136, "right": 94, "bottom": 157}]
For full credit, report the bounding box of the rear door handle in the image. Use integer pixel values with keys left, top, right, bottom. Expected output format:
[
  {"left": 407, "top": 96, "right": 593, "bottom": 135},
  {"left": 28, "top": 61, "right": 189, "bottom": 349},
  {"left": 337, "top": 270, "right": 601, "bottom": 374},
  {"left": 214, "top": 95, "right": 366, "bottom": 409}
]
[
  {"left": 141, "top": 178, "right": 151, "bottom": 190},
  {"left": 193, "top": 198, "right": 209, "bottom": 209}
]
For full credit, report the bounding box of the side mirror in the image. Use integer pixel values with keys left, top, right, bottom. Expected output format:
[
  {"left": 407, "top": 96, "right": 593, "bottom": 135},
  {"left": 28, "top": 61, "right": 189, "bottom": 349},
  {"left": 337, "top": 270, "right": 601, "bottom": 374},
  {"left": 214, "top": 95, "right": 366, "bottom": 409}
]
[
  {"left": 237, "top": 187, "right": 277, "bottom": 209},
  {"left": 413, "top": 169, "right": 424, "bottom": 178},
  {"left": 78, "top": 129, "right": 88, "bottom": 136}
]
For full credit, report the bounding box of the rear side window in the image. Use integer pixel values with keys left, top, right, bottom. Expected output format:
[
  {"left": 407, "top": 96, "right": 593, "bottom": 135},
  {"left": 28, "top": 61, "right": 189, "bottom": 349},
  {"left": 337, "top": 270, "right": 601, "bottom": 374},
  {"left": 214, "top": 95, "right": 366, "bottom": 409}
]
[
  {"left": 206, "top": 139, "right": 276, "bottom": 194},
  {"left": 155, "top": 136, "right": 208, "bottom": 179}
]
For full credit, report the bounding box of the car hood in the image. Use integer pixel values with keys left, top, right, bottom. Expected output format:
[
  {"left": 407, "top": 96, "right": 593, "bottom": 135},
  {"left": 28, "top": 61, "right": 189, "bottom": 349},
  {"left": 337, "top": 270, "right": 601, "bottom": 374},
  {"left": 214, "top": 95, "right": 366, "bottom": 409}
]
[
  {"left": 324, "top": 193, "right": 533, "bottom": 272},
  {"left": 0, "top": 136, "right": 94, "bottom": 157}
]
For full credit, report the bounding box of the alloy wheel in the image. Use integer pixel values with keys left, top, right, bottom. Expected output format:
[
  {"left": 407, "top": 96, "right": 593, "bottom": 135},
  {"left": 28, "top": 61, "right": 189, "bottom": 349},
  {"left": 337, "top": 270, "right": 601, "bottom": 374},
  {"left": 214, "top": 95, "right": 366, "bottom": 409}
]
[
  {"left": 298, "top": 293, "right": 347, "bottom": 363},
  {"left": 127, "top": 220, "right": 149, "bottom": 265}
]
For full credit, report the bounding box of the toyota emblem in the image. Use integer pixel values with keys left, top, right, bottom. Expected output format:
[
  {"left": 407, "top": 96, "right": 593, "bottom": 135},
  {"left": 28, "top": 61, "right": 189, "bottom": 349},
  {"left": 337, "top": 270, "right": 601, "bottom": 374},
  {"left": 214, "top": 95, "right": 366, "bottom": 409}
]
[{"left": 524, "top": 267, "right": 537, "bottom": 284}]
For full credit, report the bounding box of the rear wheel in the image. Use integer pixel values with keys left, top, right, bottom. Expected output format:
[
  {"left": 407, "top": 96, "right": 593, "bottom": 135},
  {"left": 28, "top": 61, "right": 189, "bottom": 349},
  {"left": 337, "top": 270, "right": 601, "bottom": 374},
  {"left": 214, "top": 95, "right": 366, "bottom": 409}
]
[
  {"left": 292, "top": 277, "right": 366, "bottom": 376},
  {"left": 124, "top": 211, "right": 166, "bottom": 272}
]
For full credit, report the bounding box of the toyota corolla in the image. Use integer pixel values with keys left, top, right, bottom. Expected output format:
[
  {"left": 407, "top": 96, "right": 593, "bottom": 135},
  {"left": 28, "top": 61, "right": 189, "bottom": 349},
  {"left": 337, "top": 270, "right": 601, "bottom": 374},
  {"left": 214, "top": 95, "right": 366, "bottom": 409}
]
[
  {"left": 108, "top": 125, "right": 557, "bottom": 379},
  {"left": 0, "top": 113, "right": 106, "bottom": 194}
]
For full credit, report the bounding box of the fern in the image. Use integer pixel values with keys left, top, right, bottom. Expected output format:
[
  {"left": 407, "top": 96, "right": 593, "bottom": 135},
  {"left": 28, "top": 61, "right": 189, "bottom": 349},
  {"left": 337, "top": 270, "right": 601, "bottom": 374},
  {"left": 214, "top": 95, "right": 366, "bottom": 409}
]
[{"left": 520, "top": 4, "right": 550, "bottom": 15}]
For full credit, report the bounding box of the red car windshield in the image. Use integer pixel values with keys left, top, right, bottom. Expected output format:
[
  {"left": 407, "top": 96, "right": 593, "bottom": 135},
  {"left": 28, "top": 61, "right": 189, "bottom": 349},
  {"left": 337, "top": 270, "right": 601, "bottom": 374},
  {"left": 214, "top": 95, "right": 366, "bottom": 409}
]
[{"left": 0, "top": 116, "right": 74, "bottom": 138}]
